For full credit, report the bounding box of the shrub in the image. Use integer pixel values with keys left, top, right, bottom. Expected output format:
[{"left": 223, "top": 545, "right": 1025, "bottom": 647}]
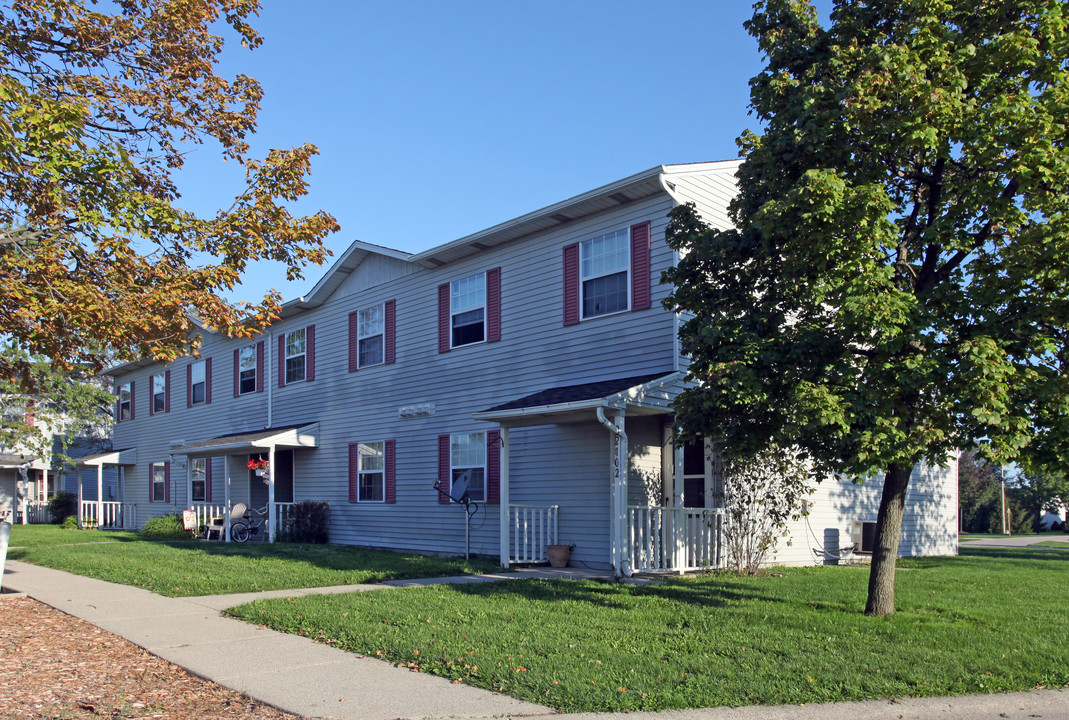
[
  {"left": 61, "top": 515, "right": 78, "bottom": 530},
  {"left": 140, "top": 513, "right": 190, "bottom": 540},
  {"left": 279, "top": 500, "right": 330, "bottom": 544},
  {"left": 48, "top": 491, "right": 78, "bottom": 524}
]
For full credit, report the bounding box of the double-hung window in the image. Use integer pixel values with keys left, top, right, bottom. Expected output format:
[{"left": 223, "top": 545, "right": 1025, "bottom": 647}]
[
  {"left": 450, "top": 432, "right": 486, "bottom": 502},
  {"left": 357, "top": 304, "right": 384, "bottom": 367},
  {"left": 191, "top": 458, "right": 207, "bottom": 502},
  {"left": 580, "top": 228, "right": 630, "bottom": 318},
  {"left": 450, "top": 273, "right": 485, "bottom": 348},
  {"left": 285, "top": 329, "right": 306, "bottom": 383},
  {"left": 151, "top": 462, "right": 167, "bottom": 503},
  {"left": 117, "top": 383, "right": 132, "bottom": 421},
  {"left": 238, "top": 345, "right": 257, "bottom": 394},
  {"left": 357, "top": 442, "right": 385, "bottom": 502},
  {"left": 151, "top": 373, "right": 167, "bottom": 414},
  {"left": 190, "top": 360, "right": 207, "bottom": 405}
]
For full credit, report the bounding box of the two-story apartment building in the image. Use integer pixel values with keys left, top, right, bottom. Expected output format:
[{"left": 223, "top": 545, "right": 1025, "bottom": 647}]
[{"left": 103, "top": 161, "right": 958, "bottom": 573}]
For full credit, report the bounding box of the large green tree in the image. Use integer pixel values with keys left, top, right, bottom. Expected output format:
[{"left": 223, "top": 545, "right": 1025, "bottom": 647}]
[
  {"left": 0, "top": 0, "right": 339, "bottom": 386},
  {"left": 664, "top": 0, "right": 1069, "bottom": 615}
]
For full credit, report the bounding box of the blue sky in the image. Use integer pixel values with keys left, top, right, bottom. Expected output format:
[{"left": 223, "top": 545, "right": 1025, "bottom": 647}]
[{"left": 175, "top": 1, "right": 828, "bottom": 303}]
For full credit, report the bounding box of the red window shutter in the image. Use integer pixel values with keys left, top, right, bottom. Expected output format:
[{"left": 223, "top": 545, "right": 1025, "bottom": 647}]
[
  {"left": 205, "top": 357, "right": 213, "bottom": 403},
  {"left": 486, "top": 267, "right": 501, "bottom": 342},
  {"left": 164, "top": 461, "right": 171, "bottom": 503},
  {"left": 164, "top": 370, "right": 170, "bottom": 413},
  {"left": 129, "top": 381, "right": 135, "bottom": 420},
  {"left": 348, "top": 310, "right": 359, "bottom": 372},
  {"left": 438, "top": 434, "right": 451, "bottom": 503},
  {"left": 277, "top": 334, "right": 286, "bottom": 388},
  {"left": 115, "top": 395, "right": 120, "bottom": 423},
  {"left": 487, "top": 430, "right": 500, "bottom": 504},
  {"left": 437, "top": 283, "right": 450, "bottom": 353},
  {"left": 384, "top": 299, "right": 396, "bottom": 364},
  {"left": 385, "top": 439, "right": 396, "bottom": 504},
  {"left": 147, "top": 463, "right": 153, "bottom": 502},
  {"left": 233, "top": 348, "right": 240, "bottom": 397},
  {"left": 563, "top": 243, "right": 580, "bottom": 326},
  {"left": 205, "top": 459, "right": 213, "bottom": 502},
  {"left": 187, "top": 364, "right": 193, "bottom": 407},
  {"left": 256, "top": 341, "right": 265, "bottom": 392},
  {"left": 630, "top": 221, "right": 652, "bottom": 311},
  {"left": 348, "top": 443, "right": 359, "bottom": 503},
  {"left": 306, "top": 325, "right": 316, "bottom": 381},
  {"left": 149, "top": 377, "right": 154, "bottom": 416}
]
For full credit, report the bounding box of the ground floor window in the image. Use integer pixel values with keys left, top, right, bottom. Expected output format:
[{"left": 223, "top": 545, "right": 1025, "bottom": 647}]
[
  {"left": 151, "top": 463, "right": 167, "bottom": 503},
  {"left": 451, "top": 432, "right": 486, "bottom": 502},
  {"left": 357, "top": 442, "right": 384, "bottom": 502}
]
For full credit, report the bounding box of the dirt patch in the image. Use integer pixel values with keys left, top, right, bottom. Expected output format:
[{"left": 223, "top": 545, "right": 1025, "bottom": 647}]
[{"left": 0, "top": 595, "right": 302, "bottom": 719}]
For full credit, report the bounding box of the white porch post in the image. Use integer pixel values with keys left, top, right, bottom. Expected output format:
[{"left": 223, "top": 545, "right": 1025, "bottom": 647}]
[
  {"left": 96, "top": 465, "right": 103, "bottom": 528},
  {"left": 498, "top": 426, "right": 510, "bottom": 568},
  {"left": 267, "top": 446, "right": 276, "bottom": 542},
  {"left": 614, "top": 412, "right": 628, "bottom": 576},
  {"left": 224, "top": 456, "right": 232, "bottom": 542},
  {"left": 76, "top": 466, "right": 83, "bottom": 528},
  {"left": 18, "top": 467, "right": 27, "bottom": 525},
  {"left": 186, "top": 457, "right": 192, "bottom": 511}
]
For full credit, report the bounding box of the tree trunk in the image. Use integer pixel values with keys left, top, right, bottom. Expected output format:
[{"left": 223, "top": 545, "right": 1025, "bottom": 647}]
[{"left": 865, "top": 462, "right": 913, "bottom": 616}]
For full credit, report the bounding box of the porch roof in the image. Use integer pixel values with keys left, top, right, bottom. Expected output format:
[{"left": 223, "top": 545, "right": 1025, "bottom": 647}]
[
  {"left": 170, "top": 423, "right": 319, "bottom": 458},
  {"left": 74, "top": 448, "right": 137, "bottom": 467},
  {"left": 473, "top": 371, "right": 685, "bottom": 427}
]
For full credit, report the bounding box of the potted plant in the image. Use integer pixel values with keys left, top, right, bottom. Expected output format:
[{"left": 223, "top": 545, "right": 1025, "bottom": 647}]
[{"left": 247, "top": 458, "right": 270, "bottom": 478}]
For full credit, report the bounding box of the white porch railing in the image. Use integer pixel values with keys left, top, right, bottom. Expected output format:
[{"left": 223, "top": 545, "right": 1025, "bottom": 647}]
[
  {"left": 189, "top": 503, "right": 229, "bottom": 534},
  {"left": 23, "top": 501, "right": 49, "bottom": 524},
  {"left": 79, "top": 501, "right": 136, "bottom": 529},
  {"left": 507, "top": 504, "right": 559, "bottom": 564},
  {"left": 274, "top": 502, "right": 295, "bottom": 535},
  {"left": 627, "top": 506, "right": 724, "bottom": 573}
]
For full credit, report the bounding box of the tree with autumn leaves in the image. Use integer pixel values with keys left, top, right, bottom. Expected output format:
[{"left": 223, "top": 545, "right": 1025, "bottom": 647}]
[
  {"left": 0, "top": 0, "right": 338, "bottom": 385},
  {"left": 0, "top": 0, "right": 338, "bottom": 453},
  {"left": 665, "top": 0, "right": 1069, "bottom": 615}
]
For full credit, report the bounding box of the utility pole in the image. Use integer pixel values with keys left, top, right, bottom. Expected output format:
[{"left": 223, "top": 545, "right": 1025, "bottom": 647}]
[{"left": 1001, "top": 465, "right": 1009, "bottom": 536}]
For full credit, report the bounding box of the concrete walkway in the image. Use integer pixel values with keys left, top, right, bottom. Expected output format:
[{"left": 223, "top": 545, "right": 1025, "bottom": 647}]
[
  {"left": 3, "top": 559, "right": 1066, "bottom": 720},
  {"left": 959, "top": 533, "right": 1069, "bottom": 548}
]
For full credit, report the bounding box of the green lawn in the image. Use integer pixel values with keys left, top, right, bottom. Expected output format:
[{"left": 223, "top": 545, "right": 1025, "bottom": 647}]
[
  {"left": 5, "top": 524, "right": 500, "bottom": 596},
  {"left": 227, "top": 547, "right": 1069, "bottom": 713},
  {"left": 1033, "top": 541, "right": 1069, "bottom": 548}
]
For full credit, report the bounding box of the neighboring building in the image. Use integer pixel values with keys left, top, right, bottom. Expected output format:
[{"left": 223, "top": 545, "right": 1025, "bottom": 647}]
[{"left": 104, "top": 161, "right": 958, "bottom": 573}]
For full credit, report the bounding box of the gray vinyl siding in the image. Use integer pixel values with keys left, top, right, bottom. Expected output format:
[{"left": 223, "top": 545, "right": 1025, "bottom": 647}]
[
  {"left": 664, "top": 165, "right": 740, "bottom": 231},
  {"left": 109, "top": 190, "right": 683, "bottom": 557}
]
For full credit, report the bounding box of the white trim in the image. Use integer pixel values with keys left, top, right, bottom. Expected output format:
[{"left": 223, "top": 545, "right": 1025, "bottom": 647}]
[
  {"left": 449, "top": 271, "right": 487, "bottom": 349},
  {"left": 578, "top": 228, "right": 630, "bottom": 321},
  {"left": 190, "top": 359, "right": 207, "bottom": 405},
  {"left": 284, "top": 328, "right": 307, "bottom": 384},
  {"left": 237, "top": 344, "right": 257, "bottom": 395},
  {"left": 450, "top": 431, "right": 487, "bottom": 502}
]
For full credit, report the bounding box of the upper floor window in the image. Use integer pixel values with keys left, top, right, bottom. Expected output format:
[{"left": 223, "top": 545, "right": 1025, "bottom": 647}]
[
  {"left": 450, "top": 273, "right": 486, "bottom": 348},
  {"left": 357, "top": 304, "right": 385, "bottom": 367},
  {"left": 117, "top": 382, "right": 132, "bottom": 421},
  {"left": 151, "top": 373, "right": 167, "bottom": 414},
  {"left": 191, "top": 458, "right": 207, "bottom": 502},
  {"left": 238, "top": 345, "right": 257, "bottom": 395},
  {"left": 580, "top": 229, "right": 629, "bottom": 318},
  {"left": 450, "top": 431, "right": 486, "bottom": 502},
  {"left": 189, "top": 360, "right": 207, "bottom": 405},
  {"left": 285, "top": 328, "right": 306, "bottom": 383}
]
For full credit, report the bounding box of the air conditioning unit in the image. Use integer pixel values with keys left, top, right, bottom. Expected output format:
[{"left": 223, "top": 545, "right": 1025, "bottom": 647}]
[{"left": 851, "top": 520, "right": 878, "bottom": 554}]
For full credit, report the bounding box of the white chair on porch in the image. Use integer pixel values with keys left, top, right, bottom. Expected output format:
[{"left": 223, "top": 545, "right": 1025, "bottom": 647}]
[{"left": 205, "top": 503, "right": 247, "bottom": 540}]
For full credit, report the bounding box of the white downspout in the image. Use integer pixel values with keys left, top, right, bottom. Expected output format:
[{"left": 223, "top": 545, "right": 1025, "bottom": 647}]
[{"left": 596, "top": 406, "right": 630, "bottom": 576}]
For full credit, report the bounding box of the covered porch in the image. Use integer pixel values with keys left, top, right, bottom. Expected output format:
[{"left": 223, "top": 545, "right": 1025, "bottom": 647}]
[
  {"left": 171, "top": 423, "right": 319, "bottom": 542},
  {"left": 1, "top": 453, "right": 53, "bottom": 524},
  {"left": 474, "top": 372, "right": 724, "bottom": 576},
  {"left": 74, "top": 448, "right": 138, "bottom": 529}
]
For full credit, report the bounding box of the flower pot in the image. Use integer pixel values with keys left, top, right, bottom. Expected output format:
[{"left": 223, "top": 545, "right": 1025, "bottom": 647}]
[
  {"left": 547, "top": 544, "right": 570, "bottom": 568},
  {"left": 255, "top": 468, "right": 266, "bottom": 477}
]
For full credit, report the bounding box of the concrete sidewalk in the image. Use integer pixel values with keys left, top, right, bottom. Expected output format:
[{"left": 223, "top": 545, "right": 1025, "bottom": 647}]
[{"left": 3, "top": 559, "right": 1066, "bottom": 720}]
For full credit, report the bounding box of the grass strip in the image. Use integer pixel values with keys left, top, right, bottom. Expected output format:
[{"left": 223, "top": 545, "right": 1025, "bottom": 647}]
[
  {"left": 227, "top": 547, "right": 1069, "bottom": 712},
  {"left": 7, "top": 525, "right": 500, "bottom": 596}
]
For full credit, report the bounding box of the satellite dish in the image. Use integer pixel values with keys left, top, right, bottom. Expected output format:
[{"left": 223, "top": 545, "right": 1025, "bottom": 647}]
[{"left": 450, "top": 471, "right": 471, "bottom": 503}]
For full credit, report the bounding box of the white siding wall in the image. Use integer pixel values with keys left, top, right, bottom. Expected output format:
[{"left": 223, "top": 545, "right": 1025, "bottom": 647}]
[{"left": 774, "top": 459, "right": 959, "bottom": 566}]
